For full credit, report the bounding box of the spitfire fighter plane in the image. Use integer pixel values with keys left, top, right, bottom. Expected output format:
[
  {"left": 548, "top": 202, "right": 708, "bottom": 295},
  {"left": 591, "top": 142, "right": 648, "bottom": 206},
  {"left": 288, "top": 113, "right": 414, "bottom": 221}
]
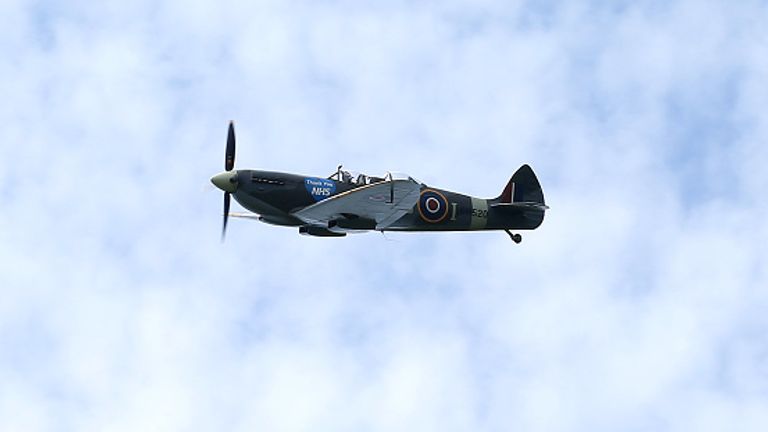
[{"left": 211, "top": 122, "right": 548, "bottom": 242}]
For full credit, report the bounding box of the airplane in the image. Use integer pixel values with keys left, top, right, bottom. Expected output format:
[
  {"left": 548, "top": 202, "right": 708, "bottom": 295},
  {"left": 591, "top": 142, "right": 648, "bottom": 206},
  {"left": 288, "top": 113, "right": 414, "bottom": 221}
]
[{"left": 211, "top": 122, "right": 548, "bottom": 242}]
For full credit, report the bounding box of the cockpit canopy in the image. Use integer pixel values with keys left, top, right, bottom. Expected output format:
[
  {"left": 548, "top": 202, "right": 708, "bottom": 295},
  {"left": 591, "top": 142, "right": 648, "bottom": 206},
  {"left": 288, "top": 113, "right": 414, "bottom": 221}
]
[{"left": 328, "top": 166, "right": 419, "bottom": 186}]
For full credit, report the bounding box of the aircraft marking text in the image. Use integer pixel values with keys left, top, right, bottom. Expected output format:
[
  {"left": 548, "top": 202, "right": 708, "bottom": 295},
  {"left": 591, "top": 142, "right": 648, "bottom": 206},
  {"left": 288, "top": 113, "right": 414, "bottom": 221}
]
[
  {"left": 304, "top": 177, "right": 337, "bottom": 201},
  {"left": 470, "top": 197, "right": 488, "bottom": 230}
]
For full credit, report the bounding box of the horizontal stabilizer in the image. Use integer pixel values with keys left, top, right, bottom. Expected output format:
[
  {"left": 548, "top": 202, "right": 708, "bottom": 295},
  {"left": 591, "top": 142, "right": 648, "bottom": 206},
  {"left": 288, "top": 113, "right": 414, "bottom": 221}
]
[{"left": 491, "top": 201, "right": 549, "bottom": 211}]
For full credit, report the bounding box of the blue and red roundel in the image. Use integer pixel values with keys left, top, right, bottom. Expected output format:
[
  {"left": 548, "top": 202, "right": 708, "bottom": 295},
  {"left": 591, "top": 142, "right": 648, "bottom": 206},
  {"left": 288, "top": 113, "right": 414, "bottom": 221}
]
[{"left": 418, "top": 189, "right": 449, "bottom": 223}]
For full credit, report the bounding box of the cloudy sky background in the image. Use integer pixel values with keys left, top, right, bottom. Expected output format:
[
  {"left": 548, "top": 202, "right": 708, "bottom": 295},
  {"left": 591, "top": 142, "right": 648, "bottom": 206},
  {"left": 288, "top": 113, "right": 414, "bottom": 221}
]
[{"left": 2, "top": 0, "right": 768, "bottom": 430}]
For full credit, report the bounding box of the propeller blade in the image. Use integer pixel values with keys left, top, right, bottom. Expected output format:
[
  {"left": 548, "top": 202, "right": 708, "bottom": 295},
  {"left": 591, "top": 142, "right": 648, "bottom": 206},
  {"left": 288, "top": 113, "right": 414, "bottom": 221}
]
[
  {"left": 225, "top": 121, "right": 236, "bottom": 171},
  {"left": 222, "top": 192, "right": 231, "bottom": 241},
  {"left": 220, "top": 121, "right": 236, "bottom": 241}
]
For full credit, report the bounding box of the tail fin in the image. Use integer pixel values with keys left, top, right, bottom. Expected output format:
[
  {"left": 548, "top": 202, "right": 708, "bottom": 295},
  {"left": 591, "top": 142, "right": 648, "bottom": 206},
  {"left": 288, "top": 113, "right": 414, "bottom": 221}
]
[{"left": 495, "top": 164, "right": 546, "bottom": 207}]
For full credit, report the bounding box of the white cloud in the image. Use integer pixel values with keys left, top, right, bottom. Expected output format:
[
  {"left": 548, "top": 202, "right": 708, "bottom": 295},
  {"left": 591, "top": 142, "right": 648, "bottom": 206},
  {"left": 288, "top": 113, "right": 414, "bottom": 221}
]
[{"left": 1, "top": 0, "right": 768, "bottom": 431}]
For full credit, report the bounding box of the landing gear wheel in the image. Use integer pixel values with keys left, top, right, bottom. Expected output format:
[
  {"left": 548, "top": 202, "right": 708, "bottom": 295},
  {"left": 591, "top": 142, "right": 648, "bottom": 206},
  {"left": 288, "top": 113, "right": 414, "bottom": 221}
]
[{"left": 504, "top": 229, "right": 522, "bottom": 244}]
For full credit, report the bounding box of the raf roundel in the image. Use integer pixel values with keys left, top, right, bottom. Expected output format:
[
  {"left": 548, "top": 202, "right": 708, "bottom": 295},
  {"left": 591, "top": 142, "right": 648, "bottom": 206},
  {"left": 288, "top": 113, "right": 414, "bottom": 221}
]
[{"left": 418, "top": 189, "right": 449, "bottom": 223}]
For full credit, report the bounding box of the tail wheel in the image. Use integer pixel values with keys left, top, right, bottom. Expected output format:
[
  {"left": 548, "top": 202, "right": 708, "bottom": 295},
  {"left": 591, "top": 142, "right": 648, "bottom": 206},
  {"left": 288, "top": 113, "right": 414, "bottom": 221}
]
[{"left": 504, "top": 229, "right": 522, "bottom": 244}]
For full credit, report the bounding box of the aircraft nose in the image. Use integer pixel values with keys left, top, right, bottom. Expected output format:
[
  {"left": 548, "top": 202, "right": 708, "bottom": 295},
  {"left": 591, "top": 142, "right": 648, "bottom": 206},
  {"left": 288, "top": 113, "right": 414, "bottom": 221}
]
[{"left": 211, "top": 171, "right": 238, "bottom": 193}]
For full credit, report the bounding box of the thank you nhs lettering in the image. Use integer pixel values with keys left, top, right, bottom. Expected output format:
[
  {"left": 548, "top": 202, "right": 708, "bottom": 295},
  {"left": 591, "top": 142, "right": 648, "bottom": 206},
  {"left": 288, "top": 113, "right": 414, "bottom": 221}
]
[{"left": 304, "top": 177, "right": 336, "bottom": 201}]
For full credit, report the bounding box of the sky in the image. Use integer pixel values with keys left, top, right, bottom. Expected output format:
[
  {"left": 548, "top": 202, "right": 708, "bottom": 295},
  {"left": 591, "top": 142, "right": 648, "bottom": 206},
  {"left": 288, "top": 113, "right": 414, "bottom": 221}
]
[{"left": 1, "top": 0, "right": 768, "bottom": 430}]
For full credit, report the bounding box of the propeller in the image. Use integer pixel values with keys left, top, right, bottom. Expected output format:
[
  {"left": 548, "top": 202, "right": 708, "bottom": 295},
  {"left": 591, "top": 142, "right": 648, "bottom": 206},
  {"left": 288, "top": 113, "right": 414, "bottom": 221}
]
[
  {"left": 212, "top": 121, "right": 237, "bottom": 241},
  {"left": 222, "top": 187, "right": 231, "bottom": 241},
  {"left": 225, "top": 121, "right": 235, "bottom": 171}
]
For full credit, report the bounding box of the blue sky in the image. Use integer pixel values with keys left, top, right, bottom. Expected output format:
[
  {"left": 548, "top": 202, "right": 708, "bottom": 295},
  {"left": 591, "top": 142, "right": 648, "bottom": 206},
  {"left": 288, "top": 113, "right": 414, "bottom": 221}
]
[{"left": 2, "top": 0, "right": 768, "bottom": 430}]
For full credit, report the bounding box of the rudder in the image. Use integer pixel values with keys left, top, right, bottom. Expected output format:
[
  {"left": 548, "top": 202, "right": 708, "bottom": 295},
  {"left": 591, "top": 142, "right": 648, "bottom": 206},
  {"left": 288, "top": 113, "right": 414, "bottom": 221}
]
[{"left": 496, "top": 164, "right": 545, "bottom": 205}]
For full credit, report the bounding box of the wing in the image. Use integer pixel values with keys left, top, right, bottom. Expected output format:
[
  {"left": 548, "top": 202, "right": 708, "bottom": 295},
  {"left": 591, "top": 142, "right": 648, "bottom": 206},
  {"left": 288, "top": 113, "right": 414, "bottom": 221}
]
[
  {"left": 228, "top": 212, "right": 261, "bottom": 220},
  {"left": 292, "top": 179, "right": 421, "bottom": 229}
]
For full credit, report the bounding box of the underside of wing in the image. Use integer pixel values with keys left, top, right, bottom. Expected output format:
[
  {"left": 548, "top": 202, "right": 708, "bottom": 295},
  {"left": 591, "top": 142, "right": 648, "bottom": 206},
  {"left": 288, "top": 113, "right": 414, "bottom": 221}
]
[
  {"left": 292, "top": 179, "right": 421, "bottom": 230},
  {"left": 228, "top": 212, "right": 303, "bottom": 226}
]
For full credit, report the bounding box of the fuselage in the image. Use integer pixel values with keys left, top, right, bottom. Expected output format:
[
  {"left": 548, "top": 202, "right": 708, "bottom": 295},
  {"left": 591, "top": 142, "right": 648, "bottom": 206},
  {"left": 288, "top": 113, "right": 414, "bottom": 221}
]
[{"left": 226, "top": 169, "right": 544, "bottom": 232}]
